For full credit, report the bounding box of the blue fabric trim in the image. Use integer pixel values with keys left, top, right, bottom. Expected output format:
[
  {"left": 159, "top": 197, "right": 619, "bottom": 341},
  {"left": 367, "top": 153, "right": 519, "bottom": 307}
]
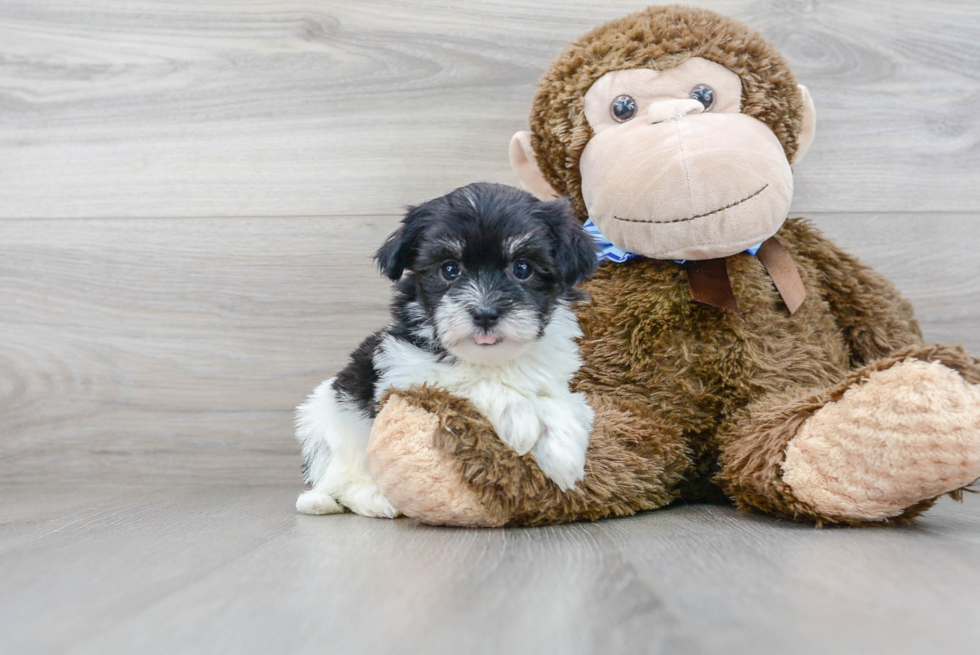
[
  {"left": 583, "top": 218, "right": 762, "bottom": 263},
  {"left": 583, "top": 218, "right": 637, "bottom": 263}
]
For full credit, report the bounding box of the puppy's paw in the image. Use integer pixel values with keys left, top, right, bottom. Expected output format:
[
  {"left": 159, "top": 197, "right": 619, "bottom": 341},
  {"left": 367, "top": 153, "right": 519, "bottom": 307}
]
[
  {"left": 531, "top": 429, "right": 587, "bottom": 491},
  {"left": 340, "top": 481, "right": 401, "bottom": 519},
  {"left": 296, "top": 490, "right": 344, "bottom": 515},
  {"left": 487, "top": 399, "right": 542, "bottom": 455},
  {"left": 531, "top": 393, "right": 593, "bottom": 491}
]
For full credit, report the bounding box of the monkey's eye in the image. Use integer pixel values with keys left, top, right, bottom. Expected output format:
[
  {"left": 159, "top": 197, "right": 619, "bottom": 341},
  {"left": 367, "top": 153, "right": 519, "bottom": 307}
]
[
  {"left": 689, "top": 84, "right": 715, "bottom": 111},
  {"left": 610, "top": 95, "right": 638, "bottom": 122},
  {"left": 440, "top": 261, "right": 461, "bottom": 281},
  {"left": 512, "top": 260, "right": 532, "bottom": 281}
]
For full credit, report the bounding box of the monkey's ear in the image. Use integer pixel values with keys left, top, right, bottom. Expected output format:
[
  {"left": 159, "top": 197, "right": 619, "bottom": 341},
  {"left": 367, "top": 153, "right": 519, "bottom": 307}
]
[
  {"left": 791, "top": 85, "right": 817, "bottom": 165},
  {"left": 509, "top": 131, "right": 560, "bottom": 201},
  {"left": 374, "top": 204, "right": 432, "bottom": 281}
]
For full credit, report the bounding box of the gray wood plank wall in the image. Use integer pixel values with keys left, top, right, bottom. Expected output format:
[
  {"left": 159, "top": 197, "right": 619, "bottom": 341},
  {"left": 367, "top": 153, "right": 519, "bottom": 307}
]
[{"left": 2, "top": 0, "right": 978, "bottom": 484}]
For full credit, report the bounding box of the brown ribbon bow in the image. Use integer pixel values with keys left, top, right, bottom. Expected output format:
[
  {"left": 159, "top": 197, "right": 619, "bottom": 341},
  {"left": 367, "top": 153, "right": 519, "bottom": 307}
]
[{"left": 686, "top": 236, "right": 806, "bottom": 315}]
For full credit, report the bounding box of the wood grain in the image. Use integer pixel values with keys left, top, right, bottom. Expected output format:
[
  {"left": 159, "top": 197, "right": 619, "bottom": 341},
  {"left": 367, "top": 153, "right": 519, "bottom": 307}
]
[
  {"left": 1, "top": 4, "right": 978, "bottom": 649},
  {"left": 1, "top": 213, "right": 978, "bottom": 484},
  {"left": 0, "top": 0, "right": 978, "bottom": 219},
  {"left": 1, "top": 485, "right": 979, "bottom": 654},
  {"left": 0, "top": 216, "right": 396, "bottom": 483}
]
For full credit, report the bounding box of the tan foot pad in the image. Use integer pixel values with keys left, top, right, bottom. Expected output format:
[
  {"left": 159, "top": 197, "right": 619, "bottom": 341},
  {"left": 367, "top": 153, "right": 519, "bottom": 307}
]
[
  {"left": 368, "top": 394, "right": 505, "bottom": 527},
  {"left": 783, "top": 360, "right": 980, "bottom": 521}
]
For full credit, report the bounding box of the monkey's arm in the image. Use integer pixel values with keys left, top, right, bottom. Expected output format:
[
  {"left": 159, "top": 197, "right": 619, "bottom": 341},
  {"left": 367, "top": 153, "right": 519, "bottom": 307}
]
[
  {"left": 367, "top": 386, "right": 690, "bottom": 527},
  {"left": 782, "top": 218, "right": 923, "bottom": 366}
]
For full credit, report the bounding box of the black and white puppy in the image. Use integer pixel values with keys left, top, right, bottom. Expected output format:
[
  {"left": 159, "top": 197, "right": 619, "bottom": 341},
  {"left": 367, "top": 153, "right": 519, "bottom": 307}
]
[{"left": 295, "top": 183, "right": 598, "bottom": 517}]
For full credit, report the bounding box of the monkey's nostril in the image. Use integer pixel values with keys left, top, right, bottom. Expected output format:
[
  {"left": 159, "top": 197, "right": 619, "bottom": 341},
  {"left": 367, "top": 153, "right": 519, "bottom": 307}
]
[{"left": 470, "top": 306, "right": 502, "bottom": 330}]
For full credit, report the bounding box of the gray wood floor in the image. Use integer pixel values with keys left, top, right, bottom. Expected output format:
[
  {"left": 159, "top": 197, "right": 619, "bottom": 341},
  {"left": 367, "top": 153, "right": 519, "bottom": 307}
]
[
  {"left": 2, "top": 1, "right": 980, "bottom": 653},
  {"left": 2, "top": 486, "right": 980, "bottom": 655}
]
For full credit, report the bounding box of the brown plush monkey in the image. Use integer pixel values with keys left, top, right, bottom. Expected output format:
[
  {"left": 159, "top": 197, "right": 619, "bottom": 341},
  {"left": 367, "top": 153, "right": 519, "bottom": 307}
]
[{"left": 365, "top": 5, "right": 980, "bottom": 527}]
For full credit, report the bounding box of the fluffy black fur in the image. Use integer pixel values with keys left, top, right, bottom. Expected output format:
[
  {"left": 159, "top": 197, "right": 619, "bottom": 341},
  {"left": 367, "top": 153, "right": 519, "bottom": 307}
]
[{"left": 331, "top": 182, "right": 597, "bottom": 420}]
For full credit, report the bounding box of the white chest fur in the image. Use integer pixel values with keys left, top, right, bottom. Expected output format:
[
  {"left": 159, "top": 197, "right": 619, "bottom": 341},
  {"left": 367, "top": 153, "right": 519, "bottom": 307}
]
[{"left": 371, "top": 304, "right": 593, "bottom": 491}]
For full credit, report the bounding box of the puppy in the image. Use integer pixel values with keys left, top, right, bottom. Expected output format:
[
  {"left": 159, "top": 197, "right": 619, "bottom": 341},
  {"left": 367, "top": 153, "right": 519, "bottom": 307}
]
[{"left": 295, "top": 182, "right": 598, "bottom": 517}]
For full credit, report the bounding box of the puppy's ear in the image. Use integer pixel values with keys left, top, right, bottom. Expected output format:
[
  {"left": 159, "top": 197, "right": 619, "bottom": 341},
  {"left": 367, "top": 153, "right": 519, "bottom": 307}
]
[
  {"left": 538, "top": 197, "right": 598, "bottom": 287},
  {"left": 374, "top": 203, "right": 434, "bottom": 281}
]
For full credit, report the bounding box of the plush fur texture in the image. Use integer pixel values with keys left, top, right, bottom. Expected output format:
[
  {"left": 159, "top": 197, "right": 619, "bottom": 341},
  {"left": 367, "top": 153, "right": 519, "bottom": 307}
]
[
  {"left": 363, "top": 6, "right": 980, "bottom": 528},
  {"left": 782, "top": 360, "right": 980, "bottom": 521},
  {"left": 370, "top": 220, "right": 980, "bottom": 527},
  {"left": 528, "top": 4, "right": 805, "bottom": 221},
  {"left": 718, "top": 342, "right": 980, "bottom": 526},
  {"left": 374, "top": 384, "right": 690, "bottom": 527},
  {"left": 296, "top": 183, "right": 599, "bottom": 515},
  {"left": 368, "top": 394, "right": 506, "bottom": 526}
]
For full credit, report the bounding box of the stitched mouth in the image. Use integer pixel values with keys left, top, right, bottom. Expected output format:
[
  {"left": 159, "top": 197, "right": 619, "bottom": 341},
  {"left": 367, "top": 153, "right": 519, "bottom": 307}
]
[{"left": 613, "top": 184, "right": 769, "bottom": 225}]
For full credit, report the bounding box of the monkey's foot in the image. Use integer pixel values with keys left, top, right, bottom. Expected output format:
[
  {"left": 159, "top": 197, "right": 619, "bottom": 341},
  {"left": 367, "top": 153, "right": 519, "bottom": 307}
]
[
  {"left": 367, "top": 394, "right": 505, "bottom": 527},
  {"left": 782, "top": 360, "right": 980, "bottom": 522}
]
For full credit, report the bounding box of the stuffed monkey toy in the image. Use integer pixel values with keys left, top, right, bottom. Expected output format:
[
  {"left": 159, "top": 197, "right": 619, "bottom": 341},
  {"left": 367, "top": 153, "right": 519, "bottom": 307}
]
[{"left": 365, "top": 5, "right": 980, "bottom": 527}]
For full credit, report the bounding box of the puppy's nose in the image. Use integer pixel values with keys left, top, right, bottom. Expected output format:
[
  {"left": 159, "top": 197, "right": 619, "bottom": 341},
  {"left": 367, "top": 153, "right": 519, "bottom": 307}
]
[{"left": 470, "top": 306, "right": 501, "bottom": 330}]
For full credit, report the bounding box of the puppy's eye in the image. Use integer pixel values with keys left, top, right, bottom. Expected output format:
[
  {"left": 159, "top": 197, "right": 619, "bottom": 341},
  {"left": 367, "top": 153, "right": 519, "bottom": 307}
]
[
  {"left": 689, "top": 84, "right": 715, "bottom": 111},
  {"left": 610, "top": 95, "right": 637, "bottom": 122},
  {"left": 440, "top": 261, "right": 461, "bottom": 281},
  {"left": 512, "top": 260, "right": 532, "bottom": 281}
]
